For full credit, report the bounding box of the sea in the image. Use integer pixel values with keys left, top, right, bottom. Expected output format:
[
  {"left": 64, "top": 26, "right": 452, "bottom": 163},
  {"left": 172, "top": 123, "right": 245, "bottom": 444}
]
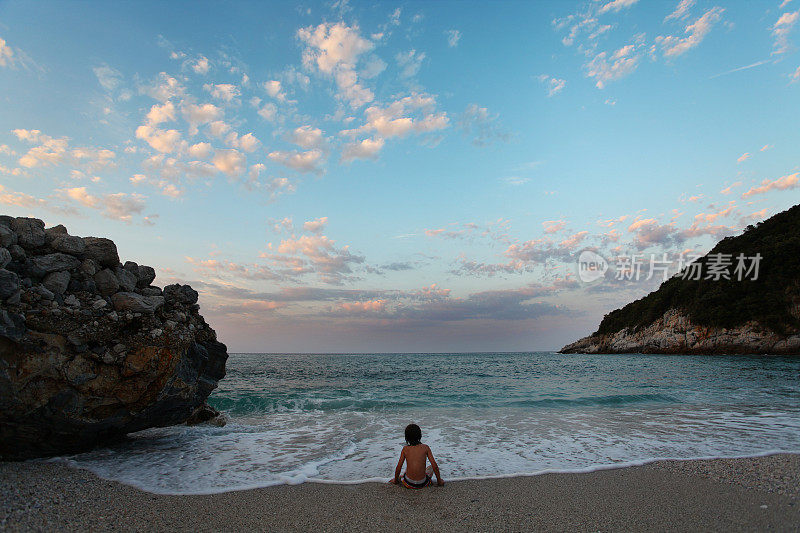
[{"left": 56, "top": 352, "right": 800, "bottom": 495}]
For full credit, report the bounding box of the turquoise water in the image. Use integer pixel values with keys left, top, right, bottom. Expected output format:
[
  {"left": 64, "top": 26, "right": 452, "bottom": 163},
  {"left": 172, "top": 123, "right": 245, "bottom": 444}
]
[{"left": 61, "top": 352, "right": 800, "bottom": 494}]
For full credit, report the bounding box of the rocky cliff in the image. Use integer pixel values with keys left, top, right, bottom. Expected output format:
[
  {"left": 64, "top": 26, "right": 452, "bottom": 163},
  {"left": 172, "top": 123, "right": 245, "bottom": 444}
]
[
  {"left": 0, "top": 216, "right": 228, "bottom": 459},
  {"left": 561, "top": 204, "right": 800, "bottom": 355},
  {"left": 560, "top": 309, "right": 800, "bottom": 354}
]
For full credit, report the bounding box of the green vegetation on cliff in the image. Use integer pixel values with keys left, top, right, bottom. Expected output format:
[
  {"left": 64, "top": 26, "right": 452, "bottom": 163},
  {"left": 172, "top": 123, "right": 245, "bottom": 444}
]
[{"left": 596, "top": 204, "right": 800, "bottom": 336}]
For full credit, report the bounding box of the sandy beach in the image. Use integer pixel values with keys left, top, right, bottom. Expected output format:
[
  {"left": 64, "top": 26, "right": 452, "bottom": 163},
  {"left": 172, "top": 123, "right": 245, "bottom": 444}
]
[{"left": 2, "top": 453, "right": 799, "bottom": 532}]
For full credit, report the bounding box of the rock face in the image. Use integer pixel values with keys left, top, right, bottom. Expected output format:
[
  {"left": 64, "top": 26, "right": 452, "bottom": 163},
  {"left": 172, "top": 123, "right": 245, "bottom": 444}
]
[
  {"left": 561, "top": 309, "right": 800, "bottom": 355},
  {"left": 0, "top": 216, "right": 228, "bottom": 460},
  {"left": 561, "top": 204, "right": 800, "bottom": 355}
]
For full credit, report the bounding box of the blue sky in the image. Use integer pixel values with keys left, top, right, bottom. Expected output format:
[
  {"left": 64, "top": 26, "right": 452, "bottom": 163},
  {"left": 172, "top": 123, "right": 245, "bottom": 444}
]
[{"left": 1, "top": 0, "right": 799, "bottom": 352}]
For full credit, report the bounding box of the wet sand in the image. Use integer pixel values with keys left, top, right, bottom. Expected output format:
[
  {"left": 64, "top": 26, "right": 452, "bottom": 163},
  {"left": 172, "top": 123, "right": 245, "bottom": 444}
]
[{"left": 2, "top": 454, "right": 799, "bottom": 532}]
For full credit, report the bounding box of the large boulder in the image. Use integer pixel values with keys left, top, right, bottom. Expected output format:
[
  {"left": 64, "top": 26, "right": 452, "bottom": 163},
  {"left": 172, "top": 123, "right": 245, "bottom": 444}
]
[
  {"left": 10, "top": 217, "right": 46, "bottom": 249},
  {"left": 29, "top": 253, "right": 81, "bottom": 276},
  {"left": 111, "top": 292, "right": 165, "bottom": 314},
  {"left": 42, "top": 271, "right": 70, "bottom": 295},
  {"left": 93, "top": 268, "right": 120, "bottom": 296},
  {"left": 0, "top": 215, "right": 228, "bottom": 460},
  {"left": 81, "top": 237, "right": 119, "bottom": 267},
  {"left": 51, "top": 235, "right": 86, "bottom": 255},
  {"left": 164, "top": 284, "right": 199, "bottom": 305}
]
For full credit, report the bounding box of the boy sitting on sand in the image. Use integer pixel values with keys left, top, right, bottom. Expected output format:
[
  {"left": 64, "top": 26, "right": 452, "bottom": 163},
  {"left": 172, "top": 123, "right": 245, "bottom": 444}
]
[{"left": 389, "top": 423, "right": 444, "bottom": 488}]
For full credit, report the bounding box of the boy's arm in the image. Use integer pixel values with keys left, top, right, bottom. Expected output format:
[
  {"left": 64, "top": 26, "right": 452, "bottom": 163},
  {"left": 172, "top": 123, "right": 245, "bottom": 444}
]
[
  {"left": 392, "top": 448, "right": 405, "bottom": 484},
  {"left": 426, "top": 446, "right": 444, "bottom": 486}
]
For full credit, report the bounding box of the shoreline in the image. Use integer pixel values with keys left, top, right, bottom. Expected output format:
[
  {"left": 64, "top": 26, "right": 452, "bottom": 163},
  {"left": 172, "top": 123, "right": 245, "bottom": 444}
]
[
  {"left": 3, "top": 454, "right": 799, "bottom": 531},
  {"left": 49, "top": 448, "right": 800, "bottom": 496}
]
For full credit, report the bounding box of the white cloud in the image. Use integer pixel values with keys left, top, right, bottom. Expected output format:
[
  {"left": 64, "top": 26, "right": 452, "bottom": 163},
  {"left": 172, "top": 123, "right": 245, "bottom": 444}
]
[
  {"left": 538, "top": 74, "right": 566, "bottom": 96},
  {"left": 657, "top": 7, "right": 724, "bottom": 58},
  {"left": 207, "top": 120, "right": 232, "bottom": 138},
  {"left": 737, "top": 152, "right": 750, "bottom": 163},
  {"left": 61, "top": 186, "right": 148, "bottom": 223},
  {"left": 346, "top": 94, "right": 448, "bottom": 139},
  {"left": 446, "top": 29, "right": 461, "bottom": 47},
  {"left": 263, "top": 80, "right": 286, "bottom": 101},
  {"left": 188, "top": 142, "right": 213, "bottom": 159},
  {"left": 341, "top": 137, "right": 384, "bottom": 162},
  {"left": 135, "top": 124, "right": 182, "bottom": 153},
  {"left": 0, "top": 36, "right": 16, "bottom": 67},
  {"left": 773, "top": 10, "right": 799, "bottom": 55},
  {"left": 396, "top": 49, "right": 426, "bottom": 78},
  {"left": 181, "top": 102, "right": 223, "bottom": 135},
  {"left": 291, "top": 125, "right": 326, "bottom": 149},
  {"left": 224, "top": 131, "right": 261, "bottom": 153},
  {"left": 664, "top": 0, "right": 694, "bottom": 22},
  {"left": 145, "top": 101, "right": 176, "bottom": 126},
  {"left": 140, "top": 72, "right": 184, "bottom": 102},
  {"left": 599, "top": 0, "right": 639, "bottom": 14},
  {"left": 93, "top": 65, "right": 122, "bottom": 91},
  {"left": 298, "top": 22, "right": 373, "bottom": 73},
  {"left": 304, "top": 217, "right": 328, "bottom": 233},
  {"left": 192, "top": 56, "right": 210, "bottom": 74},
  {"left": 298, "top": 22, "right": 375, "bottom": 109},
  {"left": 204, "top": 83, "right": 240, "bottom": 102},
  {"left": 586, "top": 44, "right": 641, "bottom": 88},
  {"left": 741, "top": 172, "right": 799, "bottom": 198},
  {"left": 258, "top": 103, "right": 277, "bottom": 121},
  {"left": 268, "top": 149, "right": 324, "bottom": 173},
  {"left": 212, "top": 149, "right": 246, "bottom": 175}
]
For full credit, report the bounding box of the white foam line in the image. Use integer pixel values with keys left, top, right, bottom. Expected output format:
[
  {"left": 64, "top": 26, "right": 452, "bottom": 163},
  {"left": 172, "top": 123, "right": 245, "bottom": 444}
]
[{"left": 46, "top": 449, "right": 800, "bottom": 496}]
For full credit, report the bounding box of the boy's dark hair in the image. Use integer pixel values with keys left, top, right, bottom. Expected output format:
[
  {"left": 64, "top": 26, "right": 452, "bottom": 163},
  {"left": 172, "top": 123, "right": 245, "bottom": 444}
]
[{"left": 405, "top": 423, "right": 422, "bottom": 446}]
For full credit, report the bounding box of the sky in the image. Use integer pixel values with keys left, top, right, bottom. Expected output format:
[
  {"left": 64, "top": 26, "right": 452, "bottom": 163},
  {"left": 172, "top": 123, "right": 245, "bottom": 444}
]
[{"left": 1, "top": 0, "right": 799, "bottom": 353}]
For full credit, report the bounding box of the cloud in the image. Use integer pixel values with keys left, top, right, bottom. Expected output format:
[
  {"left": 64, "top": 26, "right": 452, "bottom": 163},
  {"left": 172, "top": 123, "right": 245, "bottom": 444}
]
[
  {"left": 298, "top": 22, "right": 375, "bottom": 109},
  {"left": 61, "top": 186, "right": 148, "bottom": 223},
  {"left": 290, "top": 125, "right": 326, "bottom": 149},
  {"left": 741, "top": 172, "right": 799, "bottom": 198},
  {"left": 93, "top": 65, "right": 122, "bottom": 91},
  {"left": 542, "top": 219, "right": 567, "bottom": 234},
  {"left": 341, "top": 137, "right": 384, "bottom": 161},
  {"left": 656, "top": 7, "right": 724, "bottom": 58},
  {"left": 140, "top": 72, "right": 185, "bottom": 102},
  {"left": 298, "top": 22, "right": 373, "bottom": 73},
  {"left": 773, "top": 10, "right": 800, "bottom": 55},
  {"left": 0, "top": 36, "right": 17, "bottom": 67},
  {"left": 212, "top": 149, "right": 246, "bottom": 175},
  {"left": 268, "top": 149, "right": 325, "bottom": 173},
  {"left": 303, "top": 216, "right": 328, "bottom": 233},
  {"left": 446, "top": 29, "right": 461, "bottom": 47},
  {"left": 598, "top": 0, "right": 639, "bottom": 14},
  {"left": 737, "top": 152, "right": 750, "bottom": 163},
  {"left": 192, "top": 56, "right": 210, "bottom": 74},
  {"left": 181, "top": 102, "right": 223, "bottom": 134},
  {"left": 345, "top": 94, "right": 448, "bottom": 140},
  {"left": 586, "top": 44, "right": 641, "bottom": 88},
  {"left": 457, "top": 103, "right": 510, "bottom": 146},
  {"left": 664, "top": 0, "right": 694, "bottom": 22},
  {"left": 396, "top": 49, "right": 426, "bottom": 78},
  {"left": 720, "top": 181, "right": 741, "bottom": 194},
  {"left": 0, "top": 184, "right": 48, "bottom": 208},
  {"left": 188, "top": 142, "right": 213, "bottom": 159},
  {"left": 263, "top": 80, "right": 286, "bottom": 101},
  {"left": 258, "top": 103, "right": 278, "bottom": 121},
  {"left": 559, "top": 231, "right": 589, "bottom": 249},
  {"left": 266, "top": 233, "right": 366, "bottom": 284},
  {"left": 135, "top": 124, "right": 182, "bottom": 153},
  {"left": 204, "top": 83, "right": 240, "bottom": 102},
  {"left": 537, "top": 74, "right": 566, "bottom": 96},
  {"left": 13, "top": 130, "right": 116, "bottom": 171}
]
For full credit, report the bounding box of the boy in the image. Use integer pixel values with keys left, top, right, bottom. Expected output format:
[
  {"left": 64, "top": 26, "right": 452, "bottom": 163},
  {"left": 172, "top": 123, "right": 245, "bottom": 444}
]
[{"left": 390, "top": 423, "right": 444, "bottom": 488}]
